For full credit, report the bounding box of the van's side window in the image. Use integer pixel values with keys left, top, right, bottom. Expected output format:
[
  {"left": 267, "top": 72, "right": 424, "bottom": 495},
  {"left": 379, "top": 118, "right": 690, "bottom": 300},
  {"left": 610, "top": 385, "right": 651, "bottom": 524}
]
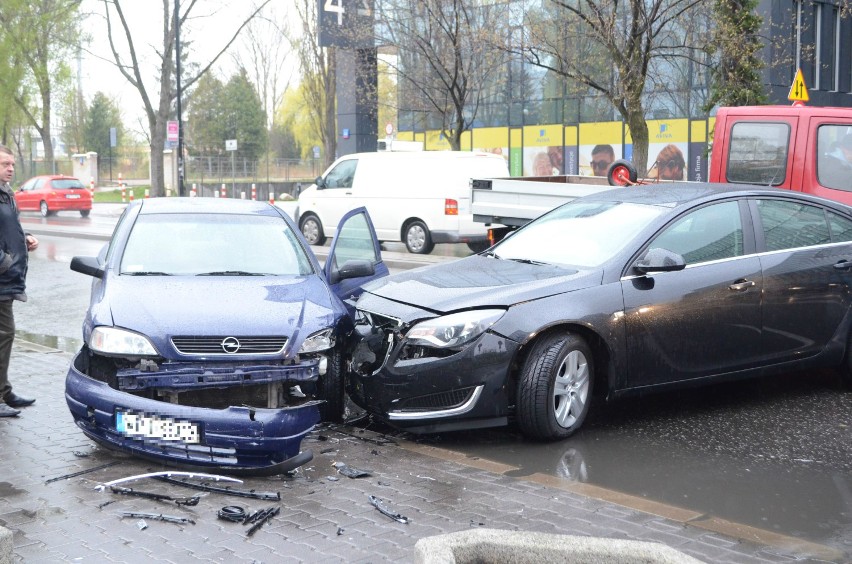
[
  {"left": 817, "top": 125, "right": 852, "bottom": 192},
  {"left": 324, "top": 159, "right": 358, "bottom": 189},
  {"left": 726, "top": 122, "right": 790, "bottom": 186}
]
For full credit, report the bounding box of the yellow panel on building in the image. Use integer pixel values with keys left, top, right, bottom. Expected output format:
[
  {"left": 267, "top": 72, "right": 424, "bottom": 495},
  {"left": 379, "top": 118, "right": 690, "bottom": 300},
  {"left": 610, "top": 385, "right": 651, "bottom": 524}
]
[
  {"left": 579, "top": 122, "right": 622, "bottom": 145},
  {"left": 425, "top": 130, "right": 452, "bottom": 151},
  {"left": 472, "top": 127, "right": 510, "bottom": 150},
  {"left": 522, "top": 124, "right": 563, "bottom": 148}
]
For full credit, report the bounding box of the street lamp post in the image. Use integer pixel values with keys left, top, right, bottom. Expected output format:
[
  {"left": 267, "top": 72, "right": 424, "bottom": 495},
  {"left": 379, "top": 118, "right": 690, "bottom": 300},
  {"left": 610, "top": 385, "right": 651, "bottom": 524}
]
[{"left": 175, "top": 0, "right": 185, "bottom": 196}]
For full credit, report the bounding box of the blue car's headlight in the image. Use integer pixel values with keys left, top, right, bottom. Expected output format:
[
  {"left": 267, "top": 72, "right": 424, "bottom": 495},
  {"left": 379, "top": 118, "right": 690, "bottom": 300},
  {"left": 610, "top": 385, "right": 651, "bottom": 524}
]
[
  {"left": 406, "top": 310, "right": 505, "bottom": 349},
  {"left": 299, "top": 328, "right": 334, "bottom": 353},
  {"left": 89, "top": 326, "right": 158, "bottom": 356}
]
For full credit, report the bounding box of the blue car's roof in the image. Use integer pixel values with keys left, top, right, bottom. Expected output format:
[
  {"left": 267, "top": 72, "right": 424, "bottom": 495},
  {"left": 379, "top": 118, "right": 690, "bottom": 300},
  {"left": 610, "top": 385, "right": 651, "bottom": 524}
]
[{"left": 133, "top": 197, "right": 281, "bottom": 216}]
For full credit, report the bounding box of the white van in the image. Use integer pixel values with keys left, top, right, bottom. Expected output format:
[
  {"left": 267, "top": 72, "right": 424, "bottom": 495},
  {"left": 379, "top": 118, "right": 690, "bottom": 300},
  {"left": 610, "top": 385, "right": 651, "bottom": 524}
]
[{"left": 296, "top": 151, "right": 509, "bottom": 254}]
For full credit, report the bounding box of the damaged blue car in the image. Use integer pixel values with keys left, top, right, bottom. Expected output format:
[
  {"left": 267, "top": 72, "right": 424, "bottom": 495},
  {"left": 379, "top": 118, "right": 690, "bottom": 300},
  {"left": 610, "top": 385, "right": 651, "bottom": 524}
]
[{"left": 66, "top": 198, "right": 386, "bottom": 475}]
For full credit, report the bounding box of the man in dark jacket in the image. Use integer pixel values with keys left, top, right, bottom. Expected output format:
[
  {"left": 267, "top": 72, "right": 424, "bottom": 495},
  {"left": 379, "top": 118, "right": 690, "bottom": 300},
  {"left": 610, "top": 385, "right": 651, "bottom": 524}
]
[{"left": 0, "top": 145, "right": 39, "bottom": 417}]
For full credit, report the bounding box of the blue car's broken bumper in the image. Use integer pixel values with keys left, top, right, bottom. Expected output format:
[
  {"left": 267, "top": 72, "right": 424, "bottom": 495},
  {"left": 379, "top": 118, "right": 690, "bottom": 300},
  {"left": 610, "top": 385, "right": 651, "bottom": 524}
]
[{"left": 65, "top": 352, "right": 320, "bottom": 476}]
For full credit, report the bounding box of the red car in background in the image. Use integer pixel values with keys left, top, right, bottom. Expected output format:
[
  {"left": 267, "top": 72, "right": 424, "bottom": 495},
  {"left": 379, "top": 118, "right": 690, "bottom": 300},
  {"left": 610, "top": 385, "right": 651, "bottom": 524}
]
[{"left": 15, "top": 175, "right": 93, "bottom": 217}]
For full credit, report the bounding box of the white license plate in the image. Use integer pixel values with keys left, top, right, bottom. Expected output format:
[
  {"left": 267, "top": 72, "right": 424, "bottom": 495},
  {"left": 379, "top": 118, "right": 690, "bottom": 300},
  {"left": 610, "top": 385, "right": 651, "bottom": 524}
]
[
  {"left": 65, "top": 194, "right": 81, "bottom": 199},
  {"left": 116, "top": 411, "right": 200, "bottom": 443}
]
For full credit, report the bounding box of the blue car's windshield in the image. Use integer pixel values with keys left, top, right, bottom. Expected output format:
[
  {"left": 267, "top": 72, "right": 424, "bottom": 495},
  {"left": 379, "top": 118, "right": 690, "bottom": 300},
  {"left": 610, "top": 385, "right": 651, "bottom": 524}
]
[
  {"left": 120, "top": 213, "right": 313, "bottom": 276},
  {"left": 493, "top": 200, "right": 666, "bottom": 268}
]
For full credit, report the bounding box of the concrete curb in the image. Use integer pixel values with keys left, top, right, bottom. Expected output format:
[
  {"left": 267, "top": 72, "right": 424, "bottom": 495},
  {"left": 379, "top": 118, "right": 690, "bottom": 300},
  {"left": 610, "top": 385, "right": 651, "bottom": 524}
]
[
  {"left": 414, "top": 529, "right": 704, "bottom": 564},
  {"left": 0, "top": 524, "right": 11, "bottom": 564}
]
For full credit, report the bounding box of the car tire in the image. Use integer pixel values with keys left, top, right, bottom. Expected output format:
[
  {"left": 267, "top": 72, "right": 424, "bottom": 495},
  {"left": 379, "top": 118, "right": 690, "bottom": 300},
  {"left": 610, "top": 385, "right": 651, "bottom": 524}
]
[
  {"left": 299, "top": 213, "right": 326, "bottom": 246},
  {"left": 404, "top": 220, "right": 434, "bottom": 254},
  {"left": 467, "top": 241, "right": 490, "bottom": 254},
  {"left": 517, "top": 332, "right": 593, "bottom": 440},
  {"left": 80, "top": 209, "right": 91, "bottom": 218},
  {"left": 39, "top": 201, "right": 50, "bottom": 217},
  {"left": 318, "top": 345, "right": 345, "bottom": 422}
]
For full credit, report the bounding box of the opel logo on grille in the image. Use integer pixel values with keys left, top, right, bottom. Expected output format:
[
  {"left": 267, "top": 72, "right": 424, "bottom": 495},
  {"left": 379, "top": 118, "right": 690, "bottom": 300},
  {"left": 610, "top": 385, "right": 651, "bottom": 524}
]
[{"left": 221, "top": 337, "right": 241, "bottom": 354}]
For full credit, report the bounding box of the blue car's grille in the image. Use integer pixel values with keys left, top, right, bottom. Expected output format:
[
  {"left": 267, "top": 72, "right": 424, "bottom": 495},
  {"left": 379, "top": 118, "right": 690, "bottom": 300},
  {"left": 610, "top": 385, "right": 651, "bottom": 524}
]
[{"left": 171, "top": 336, "right": 287, "bottom": 355}]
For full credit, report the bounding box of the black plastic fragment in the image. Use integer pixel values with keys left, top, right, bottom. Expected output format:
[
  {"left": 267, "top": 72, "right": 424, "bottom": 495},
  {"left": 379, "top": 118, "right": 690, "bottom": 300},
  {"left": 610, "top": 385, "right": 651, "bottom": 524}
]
[
  {"left": 109, "top": 486, "right": 200, "bottom": 506},
  {"left": 45, "top": 461, "right": 122, "bottom": 484},
  {"left": 333, "top": 462, "right": 371, "bottom": 478},
  {"left": 152, "top": 476, "right": 280, "bottom": 500}
]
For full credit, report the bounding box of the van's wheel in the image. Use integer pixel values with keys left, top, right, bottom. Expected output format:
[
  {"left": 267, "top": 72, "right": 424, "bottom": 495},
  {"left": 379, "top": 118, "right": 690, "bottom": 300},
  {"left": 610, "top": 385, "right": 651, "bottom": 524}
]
[
  {"left": 318, "top": 345, "right": 345, "bottom": 422},
  {"left": 299, "top": 213, "right": 326, "bottom": 246},
  {"left": 404, "top": 220, "right": 434, "bottom": 254},
  {"left": 607, "top": 159, "right": 638, "bottom": 186},
  {"left": 80, "top": 209, "right": 91, "bottom": 218},
  {"left": 40, "top": 201, "right": 51, "bottom": 217},
  {"left": 517, "top": 332, "right": 593, "bottom": 440},
  {"left": 467, "top": 241, "right": 490, "bottom": 254}
]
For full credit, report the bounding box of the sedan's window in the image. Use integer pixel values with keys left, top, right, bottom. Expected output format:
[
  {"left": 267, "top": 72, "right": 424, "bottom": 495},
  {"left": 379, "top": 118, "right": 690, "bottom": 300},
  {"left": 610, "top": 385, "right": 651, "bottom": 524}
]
[
  {"left": 19, "top": 179, "right": 36, "bottom": 191},
  {"left": 827, "top": 211, "right": 852, "bottom": 242},
  {"left": 494, "top": 201, "right": 666, "bottom": 268},
  {"left": 757, "top": 200, "right": 830, "bottom": 251},
  {"left": 323, "top": 159, "right": 358, "bottom": 189},
  {"left": 120, "top": 213, "right": 313, "bottom": 276},
  {"left": 648, "top": 201, "right": 743, "bottom": 264},
  {"left": 726, "top": 122, "right": 790, "bottom": 185},
  {"left": 52, "top": 179, "right": 86, "bottom": 190}
]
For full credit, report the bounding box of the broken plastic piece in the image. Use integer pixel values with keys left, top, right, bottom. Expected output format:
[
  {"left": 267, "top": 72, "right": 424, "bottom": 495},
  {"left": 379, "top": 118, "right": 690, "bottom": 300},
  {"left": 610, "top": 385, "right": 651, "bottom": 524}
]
[
  {"left": 368, "top": 495, "right": 409, "bottom": 524},
  {"left": 153, "top": 476, "right": 280, "bottom": 501},
  {"left": 45, "top": 461, "right": 123, "bottom": 484},
  {"left": 333, "top": 462, "right": 372, "bottom": 478},
  {"left": 217, "top": 506, "right": 247, "bottom": 523},
  {"left": 120, "top": 512, "right": 195, "bottom": 525},
  {"left": 95, "top": 471, "right": 242, "bottom": 492},
  {"left": 246, "top": 506, "right": 280, "bottom": 537},
  {"left": 109, "top": 486, "right": 201, "bottom": 506},
  {"left": 136, "top": 519, "right": 148, "bottom": 530}
]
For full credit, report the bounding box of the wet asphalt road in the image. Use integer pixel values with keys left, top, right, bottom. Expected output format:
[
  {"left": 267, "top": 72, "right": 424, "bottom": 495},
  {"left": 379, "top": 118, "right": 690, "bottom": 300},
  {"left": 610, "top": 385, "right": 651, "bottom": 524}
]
[{"left": 14, "top": 206, "right": 852, "bottom": 556}]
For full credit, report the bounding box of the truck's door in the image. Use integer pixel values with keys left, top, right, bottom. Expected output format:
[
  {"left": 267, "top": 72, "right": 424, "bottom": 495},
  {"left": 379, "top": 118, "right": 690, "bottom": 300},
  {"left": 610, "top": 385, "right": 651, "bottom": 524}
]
[{"left": 805, "top": 119, "right": 852, "bottom": 204}]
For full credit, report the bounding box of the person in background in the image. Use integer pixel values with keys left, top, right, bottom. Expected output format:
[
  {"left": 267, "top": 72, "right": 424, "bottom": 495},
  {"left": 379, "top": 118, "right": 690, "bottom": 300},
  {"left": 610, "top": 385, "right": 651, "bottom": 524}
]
[
  {"left": 655, "top": 144, "right": 686, "bottom": 181},
  {"left": 0, "top": 145, "right": 39, "bottom": 417},
  {"left": 590, "top": 144, "right": 615, "bottom": 176}
]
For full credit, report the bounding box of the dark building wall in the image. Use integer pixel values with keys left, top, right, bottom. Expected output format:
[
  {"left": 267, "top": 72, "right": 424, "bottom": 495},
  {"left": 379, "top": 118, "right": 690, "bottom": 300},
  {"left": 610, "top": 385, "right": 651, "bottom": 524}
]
[{"left": 758, "top": 0, "right": 852, "bottom": 107}]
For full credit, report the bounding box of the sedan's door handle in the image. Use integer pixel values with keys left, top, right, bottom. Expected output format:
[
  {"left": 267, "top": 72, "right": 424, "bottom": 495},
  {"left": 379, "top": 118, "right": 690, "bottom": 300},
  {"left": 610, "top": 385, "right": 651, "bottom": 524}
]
[
  {"left": 833, "top": 260, "right": 852, "bottom": 271},
  {"left": 729, "top": 279, "right": 756, "bottom": 291}
]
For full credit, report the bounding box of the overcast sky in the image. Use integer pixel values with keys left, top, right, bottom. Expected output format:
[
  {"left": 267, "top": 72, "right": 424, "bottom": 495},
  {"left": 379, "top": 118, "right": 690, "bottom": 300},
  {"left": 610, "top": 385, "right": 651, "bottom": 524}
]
[{"left": 79, "top": 0, "right": 296, "bottom": 138}]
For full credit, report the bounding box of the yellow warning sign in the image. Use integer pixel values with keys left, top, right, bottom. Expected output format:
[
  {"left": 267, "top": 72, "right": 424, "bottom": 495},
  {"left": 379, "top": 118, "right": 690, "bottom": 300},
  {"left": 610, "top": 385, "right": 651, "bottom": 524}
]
[{"left": 788, "top": 68, "right": 809, "bottom": 103}]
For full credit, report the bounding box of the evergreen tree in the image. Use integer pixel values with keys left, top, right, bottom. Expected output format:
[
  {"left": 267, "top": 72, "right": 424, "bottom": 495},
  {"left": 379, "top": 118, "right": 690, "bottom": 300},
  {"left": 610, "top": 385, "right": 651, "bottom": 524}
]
[
  {"left": 704, "top": 0, "right": 767, "bottom": 110},
  {"left": 222, "top": 69, "right": 268, "bottom": 161}
]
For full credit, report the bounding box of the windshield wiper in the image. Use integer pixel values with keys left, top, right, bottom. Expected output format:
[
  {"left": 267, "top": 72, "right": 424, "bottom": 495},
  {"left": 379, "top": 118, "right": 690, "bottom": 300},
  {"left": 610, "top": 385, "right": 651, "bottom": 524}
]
[
  {"left": 122, "top": 271, "right": 172, "bottom": 276},
  {"left": 482, "top": 250, "right": 502, "bottom": 259},
  {"left": 506, "top": 258, "right": 549, "bottom": 266},
  {"left": 196, "top": 271, "right": 265, "bottom": 276}
]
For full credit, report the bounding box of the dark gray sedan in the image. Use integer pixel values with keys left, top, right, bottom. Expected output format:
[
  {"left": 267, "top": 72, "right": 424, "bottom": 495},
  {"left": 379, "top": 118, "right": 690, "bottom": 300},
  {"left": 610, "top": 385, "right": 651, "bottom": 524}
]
[{"left": 347, "top": 184, "right": 852, "bottom": 439}]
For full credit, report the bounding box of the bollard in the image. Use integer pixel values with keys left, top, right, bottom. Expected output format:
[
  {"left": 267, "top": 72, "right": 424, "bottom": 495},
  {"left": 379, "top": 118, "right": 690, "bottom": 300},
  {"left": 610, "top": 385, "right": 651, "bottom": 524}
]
[
  {"left": 269, "top": 191, "right": 275, "bottom": 205},
  {"left": 214, "top": 190, "right": 219, "bottom": 198},
  {"left": 129, "top": 191, "right": 134, "bottom": 202},
  {"left": 251, "top": 184, "right": 257, "bottom": 201},
  {"left": 89, "top": 177, "right": 95, "bottom": 193},
  {"left": 145, "top": 188, "right": 150, "bottom": 199},
  {"left": 241, "top": 191, "right": 246, "bottom": 199},
  {"left": 190, "top": 183, "right": 197, "bottom": 198},
  {"left": 121, "top": 185, "right": 126, "bottom": 203},
  {"left": 221, "top": 184, "right": 227, "bottom": 198}
]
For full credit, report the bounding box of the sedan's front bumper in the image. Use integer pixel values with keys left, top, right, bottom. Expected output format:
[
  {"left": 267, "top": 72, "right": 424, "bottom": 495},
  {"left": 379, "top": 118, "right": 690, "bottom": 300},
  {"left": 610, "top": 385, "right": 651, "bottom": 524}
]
[
  {"left": 347, "top": 330, "right": 520, "bottom": 433},
  {"left": 65, "top": 352, "right": 319, "bottom": 476}
]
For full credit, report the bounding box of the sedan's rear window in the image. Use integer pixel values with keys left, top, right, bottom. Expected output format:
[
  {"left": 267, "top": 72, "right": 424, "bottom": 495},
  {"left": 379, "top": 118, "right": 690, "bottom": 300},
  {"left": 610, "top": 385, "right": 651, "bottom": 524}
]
[
  {"left": 120, "top": 213, "right": 313, "bottom": 276},
  {"left": 52, "top": 179, "right": 86, "bottom": 189}
]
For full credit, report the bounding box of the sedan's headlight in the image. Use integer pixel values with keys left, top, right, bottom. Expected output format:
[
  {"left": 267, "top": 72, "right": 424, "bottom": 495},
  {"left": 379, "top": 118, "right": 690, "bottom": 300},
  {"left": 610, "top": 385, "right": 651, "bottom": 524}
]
[
  {"left": 299, "top": 328, "right": 334, "bottom": 354},
  {"left": 89, "top": 326, "right": 158, "bottom": 356},
  {"left": 406, "top": 309, "right": 505, "bottom": 349}
]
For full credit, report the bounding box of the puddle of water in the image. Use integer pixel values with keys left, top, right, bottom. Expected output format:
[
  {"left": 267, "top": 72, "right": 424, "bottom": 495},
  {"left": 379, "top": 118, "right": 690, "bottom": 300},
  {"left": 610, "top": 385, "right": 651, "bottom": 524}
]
[{"left": 15, "top": 330, "right": 82, "bottom": 354}]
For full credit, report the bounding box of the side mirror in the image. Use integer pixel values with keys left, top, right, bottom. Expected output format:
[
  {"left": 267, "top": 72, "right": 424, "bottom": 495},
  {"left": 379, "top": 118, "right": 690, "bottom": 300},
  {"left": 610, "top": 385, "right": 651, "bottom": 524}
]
[
  {"left": 633, "top": 248, "right": 686, "bottom": 274},
  {"left": 315, "top": 176, "right": 326, "bottom": 189},
  {"left": 70, "top": 255, "right": 105, "bottom": 279},
  {"left": 329, "top": 259, "right": 375, "bottom": 285}
]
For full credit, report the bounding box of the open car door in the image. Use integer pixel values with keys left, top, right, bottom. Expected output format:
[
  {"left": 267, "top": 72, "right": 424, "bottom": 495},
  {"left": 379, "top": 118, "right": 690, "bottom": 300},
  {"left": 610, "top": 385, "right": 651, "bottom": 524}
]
[{"left": 324, "top": 207, "right": 388, "bottom": 310}]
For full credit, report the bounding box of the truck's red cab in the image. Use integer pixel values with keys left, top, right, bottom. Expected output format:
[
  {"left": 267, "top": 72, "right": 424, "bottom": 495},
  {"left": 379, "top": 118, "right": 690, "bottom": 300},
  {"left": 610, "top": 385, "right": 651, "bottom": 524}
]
[{"left": 709, "top": 105, "right": 852, "bottom": 203}]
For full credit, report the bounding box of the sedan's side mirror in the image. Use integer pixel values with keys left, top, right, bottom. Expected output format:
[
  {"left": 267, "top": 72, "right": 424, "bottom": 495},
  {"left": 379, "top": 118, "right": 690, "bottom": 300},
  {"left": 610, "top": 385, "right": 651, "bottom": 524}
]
[
  {"left": 329, "top": 259, "right": 375, "bottom": 285},
  {"left": 70, "top": 255, "right": 105, "bottom": 279},
  {"left": 315, "top": 176, "right": 326, "bottom": 189},
  {"left": 633, "top": 248, "right": 686, "bottom": 274}
]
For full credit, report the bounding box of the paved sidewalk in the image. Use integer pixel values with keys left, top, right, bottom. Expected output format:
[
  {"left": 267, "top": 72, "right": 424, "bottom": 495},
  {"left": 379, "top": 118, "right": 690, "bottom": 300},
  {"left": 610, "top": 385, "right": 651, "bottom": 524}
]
[{"left": 0, "top": 343, "right": 842, "bottom": 563}]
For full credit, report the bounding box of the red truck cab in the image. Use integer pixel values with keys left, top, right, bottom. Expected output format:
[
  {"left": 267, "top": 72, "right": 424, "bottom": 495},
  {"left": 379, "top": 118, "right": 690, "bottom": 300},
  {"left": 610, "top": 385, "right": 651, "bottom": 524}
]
[{"left": 709, "top": 105, "right": 852, "bottom": 203}]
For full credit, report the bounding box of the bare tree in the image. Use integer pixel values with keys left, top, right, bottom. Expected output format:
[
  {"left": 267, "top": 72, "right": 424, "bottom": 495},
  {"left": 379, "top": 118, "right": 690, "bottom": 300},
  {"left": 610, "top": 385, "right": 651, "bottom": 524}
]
[
  {"left": 98, "top": 0, "right": 271, "bottom": 196},
  {"left": 523, "top": 0, "right": 703, "bottom": 175},
  {"left": 376, "top": 0, "right": 509, "bottom": 151},
  {"left": 291, "top": 0, "right": 336, "bottom": 168}
]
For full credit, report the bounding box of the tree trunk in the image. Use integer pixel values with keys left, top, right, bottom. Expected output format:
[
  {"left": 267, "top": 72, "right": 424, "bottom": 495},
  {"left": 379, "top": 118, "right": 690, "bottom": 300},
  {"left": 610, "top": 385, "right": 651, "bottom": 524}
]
[{"left": 626, "top": 111, "right": 649, "bottom": 178}]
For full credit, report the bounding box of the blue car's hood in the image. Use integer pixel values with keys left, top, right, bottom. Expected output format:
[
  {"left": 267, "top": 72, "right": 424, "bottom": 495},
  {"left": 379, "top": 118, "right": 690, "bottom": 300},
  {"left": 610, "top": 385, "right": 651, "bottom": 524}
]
[
  {"left": 360, "top": 255, "right": 602, "bottom": 313},
  {"left": 100, "top": 275, "right": 339, "bottom": 350}
]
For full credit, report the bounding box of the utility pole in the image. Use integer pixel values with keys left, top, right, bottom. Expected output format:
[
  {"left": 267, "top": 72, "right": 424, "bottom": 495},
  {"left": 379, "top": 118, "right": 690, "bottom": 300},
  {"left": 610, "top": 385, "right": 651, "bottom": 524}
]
[{"left": 175, "top": 0, "right": 186, "bottom": 196}]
